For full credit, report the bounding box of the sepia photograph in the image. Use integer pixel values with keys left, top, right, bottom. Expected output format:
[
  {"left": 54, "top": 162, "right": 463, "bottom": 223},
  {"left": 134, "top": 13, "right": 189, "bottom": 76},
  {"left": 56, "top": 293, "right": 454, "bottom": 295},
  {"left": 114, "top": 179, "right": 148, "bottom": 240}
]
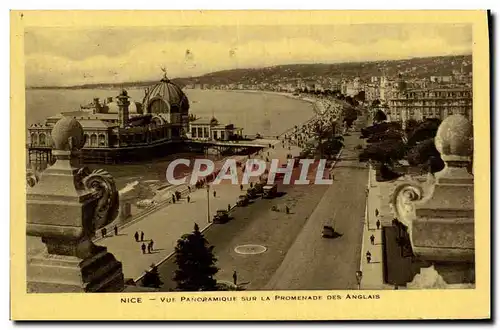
[{"left": 10, "top": 10, "right": 490, "bottom": 320}]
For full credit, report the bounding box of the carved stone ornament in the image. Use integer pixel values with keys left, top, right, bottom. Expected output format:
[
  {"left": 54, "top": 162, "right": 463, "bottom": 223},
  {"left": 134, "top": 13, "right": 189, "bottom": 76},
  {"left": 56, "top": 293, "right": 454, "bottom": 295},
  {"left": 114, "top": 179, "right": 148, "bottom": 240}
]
[
  {"left": 390, "top": 115, "right": 474, "bottom": 262},
  {"left": 26, "top": 117, "right": 124, "bottom": 292},
  {"left": 406, "top": 265, "right": 475, "bottom": 289}
]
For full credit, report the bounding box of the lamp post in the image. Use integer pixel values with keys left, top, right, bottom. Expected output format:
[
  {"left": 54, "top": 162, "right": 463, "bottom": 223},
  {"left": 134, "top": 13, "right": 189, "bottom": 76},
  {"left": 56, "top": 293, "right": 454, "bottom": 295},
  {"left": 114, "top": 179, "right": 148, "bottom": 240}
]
[
  {"left": 206, "top": 184, "right": 210, "bottom": 223},
  {"left": 356, "top": 270, "right": 363, "bottom": 290}
]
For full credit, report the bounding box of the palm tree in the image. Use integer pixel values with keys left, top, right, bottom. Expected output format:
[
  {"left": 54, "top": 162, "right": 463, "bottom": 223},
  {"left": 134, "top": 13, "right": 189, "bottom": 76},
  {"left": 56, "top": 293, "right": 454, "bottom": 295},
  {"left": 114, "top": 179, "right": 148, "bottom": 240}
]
[
  {"left": 322, "top": 135, "right": 344, "bottom": 159},
  {"left": 312, "top": 121, "right": 329, "bottom": 158}
]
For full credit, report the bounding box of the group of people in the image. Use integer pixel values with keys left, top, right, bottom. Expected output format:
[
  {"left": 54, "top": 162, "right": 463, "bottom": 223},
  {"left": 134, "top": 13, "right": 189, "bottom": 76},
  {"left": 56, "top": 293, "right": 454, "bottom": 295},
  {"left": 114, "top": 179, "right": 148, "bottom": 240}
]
[
  {"left": 365, "top": 210, "right": 383, "bottom": 264},
  {"left": 134, "top": 231, "right": 155, "bottom": 254},
  {"left": 100, "top": 225, "right": 119, "bottom": 238},
  {"left": 282, "top": 102, "right": 342, "bottom": 151}
]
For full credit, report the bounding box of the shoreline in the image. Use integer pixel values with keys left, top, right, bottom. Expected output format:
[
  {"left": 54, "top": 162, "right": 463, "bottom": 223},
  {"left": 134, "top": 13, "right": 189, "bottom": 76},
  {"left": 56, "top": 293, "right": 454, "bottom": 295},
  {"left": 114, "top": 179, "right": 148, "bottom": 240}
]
[{"left": 25, "top": 89, "right": 320, "bottom": 181}]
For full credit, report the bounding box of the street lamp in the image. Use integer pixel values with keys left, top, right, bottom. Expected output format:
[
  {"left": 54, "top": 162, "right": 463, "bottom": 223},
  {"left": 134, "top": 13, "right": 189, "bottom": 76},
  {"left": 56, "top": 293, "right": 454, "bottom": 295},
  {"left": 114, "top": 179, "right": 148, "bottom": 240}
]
[
  {"left": 206, "top": 184, "right": 210, "bottom": 223},
  {"left": 356, "top": 270, "right": 363, "bottom": 290}
]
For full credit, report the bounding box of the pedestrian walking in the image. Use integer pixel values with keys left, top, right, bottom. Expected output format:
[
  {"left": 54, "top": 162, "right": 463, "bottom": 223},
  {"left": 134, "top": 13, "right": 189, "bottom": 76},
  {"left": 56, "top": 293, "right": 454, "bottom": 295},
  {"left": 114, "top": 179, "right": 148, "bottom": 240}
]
[
  {"left": 375, "top": 208, "right": 379, "bottom": 217},
  {"left": 250, "top": 182, "right": 253, "bottom": 188},
  {"left": 101, "top": 227, "right": 107, "bottom": 238},
  {"left": 232, "top": 271, "right": 238, "bottom": 285},
  {"left": 213, "top": 190, "right": 216, "bottom": 198},
  {"left": 114, "top": 225, "right": 118, "bottom": 236},
  {"left": 285, "top": 205, "right": 290, "bottom": 214},
  {"left": 187, "top": 196, "right": 191, "bottom": 203},
  {"left": 366, "top": 251, "right": 371, "bottom": 263},
  {"left": 134, "top": 231, "right": 139, "bottom": 242},
  {"left": 172, "top": 194, "right": 176, "bottom": 203},
  {"left": 150, "top": 239, "right": 154, "bottom": 251},
  {"left": 147, "top": 242, "right": 151, "bottom": 254},
  {"left": 188, "top": 186, "right": 191, "bottom": 193},
  {"left": 140, "top": 231, "right": 144, "bottom": 242},
  {"left": 240, "top": 184, "right": 243, "bottom": 191},
  {"left": 141, "top": 243, "right": 146, "bottom": 254},
  {"left": 376, "top": 219, "right": 381, "bottom": 230},
  {"left": 370, "top": 234, "right": 375, "bottom": 245}
]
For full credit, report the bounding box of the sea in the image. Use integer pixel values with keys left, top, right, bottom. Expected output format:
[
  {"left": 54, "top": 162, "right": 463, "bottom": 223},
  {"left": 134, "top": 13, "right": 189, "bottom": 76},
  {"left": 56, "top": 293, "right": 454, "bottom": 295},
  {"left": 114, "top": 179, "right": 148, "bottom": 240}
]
[{"left": 25, "top": 88, "right": 314, "bottom": 190}]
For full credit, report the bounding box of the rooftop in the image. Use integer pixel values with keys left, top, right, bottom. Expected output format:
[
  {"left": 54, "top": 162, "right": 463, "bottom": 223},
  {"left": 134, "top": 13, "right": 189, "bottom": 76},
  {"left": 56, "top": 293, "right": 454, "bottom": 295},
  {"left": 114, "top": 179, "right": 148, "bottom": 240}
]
[
  {"left": 190, "top": 118, "right": 213, "bottom": 125},
  {"left": 79, "top": 120, "right": 118, "bottom": 129}
]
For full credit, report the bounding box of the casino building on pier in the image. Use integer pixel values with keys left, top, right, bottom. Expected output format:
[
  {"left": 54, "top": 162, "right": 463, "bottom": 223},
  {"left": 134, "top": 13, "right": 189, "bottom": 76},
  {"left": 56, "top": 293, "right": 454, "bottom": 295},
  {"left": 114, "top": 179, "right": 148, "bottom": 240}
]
[
  {"left": 27, "top": 74, "right": 191, "bottom": 164},
  {"left": 27, "top": 73, "right": 248, "bottom": 166}
]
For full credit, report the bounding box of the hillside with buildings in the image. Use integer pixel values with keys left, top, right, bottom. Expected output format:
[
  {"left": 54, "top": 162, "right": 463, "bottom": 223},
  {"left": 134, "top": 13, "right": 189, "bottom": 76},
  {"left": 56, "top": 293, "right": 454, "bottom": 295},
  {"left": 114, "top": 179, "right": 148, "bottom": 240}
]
[
  {"left": 28, "top": 54, "right": 471, "bottom": 91},
  {"left": 189, "top": 54, "right": 471, "bottom": 87}
]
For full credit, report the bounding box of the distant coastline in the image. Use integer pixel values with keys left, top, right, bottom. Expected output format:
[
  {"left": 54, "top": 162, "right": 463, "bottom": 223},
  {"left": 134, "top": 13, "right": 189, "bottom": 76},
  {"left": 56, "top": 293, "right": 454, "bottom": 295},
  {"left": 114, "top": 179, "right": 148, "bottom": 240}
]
[
  {"left": 25, "top": 54, "right": 472, "bottom": 91},
  {"left": 226, "top": 89, "right": 318, "bottom": 105}
]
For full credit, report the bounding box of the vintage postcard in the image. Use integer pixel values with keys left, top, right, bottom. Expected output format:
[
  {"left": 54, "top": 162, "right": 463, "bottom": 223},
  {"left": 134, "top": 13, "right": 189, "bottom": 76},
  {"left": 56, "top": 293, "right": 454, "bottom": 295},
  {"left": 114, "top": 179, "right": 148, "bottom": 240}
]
[{"left": 11, "top": 10, "right": 490, "bottom": 320}]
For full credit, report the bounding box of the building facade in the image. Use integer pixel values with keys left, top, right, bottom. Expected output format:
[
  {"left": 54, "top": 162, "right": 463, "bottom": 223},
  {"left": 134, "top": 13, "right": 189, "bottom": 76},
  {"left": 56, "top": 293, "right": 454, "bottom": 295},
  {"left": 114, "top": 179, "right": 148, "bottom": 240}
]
[
  {"left": 387, "top": 87, "right": 473, "bottom": 126},
  {"left": 190, "top": 117, "right": 243, "bottom": 141}
]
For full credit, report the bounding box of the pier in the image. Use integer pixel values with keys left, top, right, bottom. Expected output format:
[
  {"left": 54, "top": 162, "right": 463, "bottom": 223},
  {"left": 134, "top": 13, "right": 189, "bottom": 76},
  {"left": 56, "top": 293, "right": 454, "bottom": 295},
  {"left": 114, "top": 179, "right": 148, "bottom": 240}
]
[{"left": 26, "top": 138, "right": 270, "bottom": 168}]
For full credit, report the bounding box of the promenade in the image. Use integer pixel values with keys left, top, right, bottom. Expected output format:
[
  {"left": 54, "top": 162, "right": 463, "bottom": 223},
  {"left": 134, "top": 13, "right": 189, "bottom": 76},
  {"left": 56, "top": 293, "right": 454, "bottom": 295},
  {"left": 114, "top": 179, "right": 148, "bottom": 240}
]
[
  {"left": 358, "top": 165, "right": 390, "bottom": 289},
  {"left": 97, "top": 138, "right": 303, "bottom": 281}
]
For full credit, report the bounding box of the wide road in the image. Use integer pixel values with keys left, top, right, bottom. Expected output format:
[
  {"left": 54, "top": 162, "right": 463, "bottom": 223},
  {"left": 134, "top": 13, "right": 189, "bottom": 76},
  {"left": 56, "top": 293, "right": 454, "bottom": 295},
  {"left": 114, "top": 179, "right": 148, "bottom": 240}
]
[
  {"left": 156, "top": 132, "right": 368, "bottom": 291},
  {"left": 264, "top": 133, "right": 368, "bottom": 290},
  {"left": 156, "top": 181, "right": 330, "bottom": 291},
  {"left": 262, "top": 115, "right": 370, "bottom": 290}
]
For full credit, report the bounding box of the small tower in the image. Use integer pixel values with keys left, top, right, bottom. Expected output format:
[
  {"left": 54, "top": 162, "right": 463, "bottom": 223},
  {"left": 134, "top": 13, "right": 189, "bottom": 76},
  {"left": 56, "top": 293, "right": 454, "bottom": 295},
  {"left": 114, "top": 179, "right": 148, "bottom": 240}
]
[{"left": 117, "top": 89, "right": 130, "bottom": 128}]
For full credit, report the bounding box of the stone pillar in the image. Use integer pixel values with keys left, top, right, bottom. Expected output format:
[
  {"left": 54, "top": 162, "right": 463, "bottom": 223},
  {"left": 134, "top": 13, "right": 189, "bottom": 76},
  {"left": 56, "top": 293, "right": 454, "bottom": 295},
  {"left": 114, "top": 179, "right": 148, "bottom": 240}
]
[
  {"left": 26, "top": 117, "right": 125, "bottom": 293},
  {"left": 117, "top": 89, "right": 130, "bottom": 129},
  {"left": 391, "top": 114, "right": 474, "bottom": 286}
]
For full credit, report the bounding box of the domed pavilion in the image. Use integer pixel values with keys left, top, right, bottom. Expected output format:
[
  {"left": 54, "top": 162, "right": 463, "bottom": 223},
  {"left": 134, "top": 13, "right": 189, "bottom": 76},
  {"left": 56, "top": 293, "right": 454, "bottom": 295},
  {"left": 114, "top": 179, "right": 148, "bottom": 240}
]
[
  {"left": 141, "top": 72, "right": 190, "bottom": 137},
  {"left": 27, "top": 73, "right": 191, "bottom": 164}
]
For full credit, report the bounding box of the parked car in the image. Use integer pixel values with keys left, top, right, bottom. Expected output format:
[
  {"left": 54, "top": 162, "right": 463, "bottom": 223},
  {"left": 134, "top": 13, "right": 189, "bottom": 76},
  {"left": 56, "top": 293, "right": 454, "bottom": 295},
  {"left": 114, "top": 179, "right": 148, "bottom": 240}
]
[
  {"left": 262, "top": 184, "right": 278, "bottom": 199},
  {"left": 322, "top": 225, "right": 335, "bottom": 238},
  {"left": 237, "top": 195, "right": 250, "bottom": 207},
  {"left": 246, "top": 187, "right": 258, "bottom": 199},
  {"left": 253, "top": 182, "right": 265, "bottom": 195},
  {"left": 213, "top": 209, "right": 230, "bottom": 224}
]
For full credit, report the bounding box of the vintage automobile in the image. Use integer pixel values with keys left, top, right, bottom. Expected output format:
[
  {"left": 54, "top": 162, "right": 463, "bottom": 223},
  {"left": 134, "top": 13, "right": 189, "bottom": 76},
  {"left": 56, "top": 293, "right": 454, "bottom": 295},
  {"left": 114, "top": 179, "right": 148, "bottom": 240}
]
[
  {"left": 253, "top": 182, "right": 265, "bottom": 195},
  {"left": 262, "top": 184, "right": 278, "bottom": 199},
  {"left": 322, "top": 225, "right": 335, "bottom": 238},
  {"left": 237, "top": 194, "right": 250, "bottom": 207},
  {"left": 246, "top": 187, "right": 258, "bottom": 199},
  {"left": 213, "top": 209, "right": 230, "bottom": 224}
]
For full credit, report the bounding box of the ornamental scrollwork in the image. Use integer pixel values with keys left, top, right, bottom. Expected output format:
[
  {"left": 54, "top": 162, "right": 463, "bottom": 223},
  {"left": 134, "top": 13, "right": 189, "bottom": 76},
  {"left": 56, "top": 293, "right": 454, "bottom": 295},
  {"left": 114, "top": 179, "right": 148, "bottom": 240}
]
[
  {"left": 80, "top": 167, "right": 120, "bottom": 231},
  {"left": 26, "top": 168, "right": 40, "bottom": 188}
]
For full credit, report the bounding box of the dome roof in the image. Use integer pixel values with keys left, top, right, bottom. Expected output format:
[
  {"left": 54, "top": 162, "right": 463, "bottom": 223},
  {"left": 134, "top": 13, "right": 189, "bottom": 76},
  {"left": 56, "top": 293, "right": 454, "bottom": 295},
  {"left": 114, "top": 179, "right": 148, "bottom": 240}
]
[
  {"left": 142, "top": 77, "right": 189, "bottom": 113},
  {"left": 107, "top": 100, "right": 142, "bottom": 114}
]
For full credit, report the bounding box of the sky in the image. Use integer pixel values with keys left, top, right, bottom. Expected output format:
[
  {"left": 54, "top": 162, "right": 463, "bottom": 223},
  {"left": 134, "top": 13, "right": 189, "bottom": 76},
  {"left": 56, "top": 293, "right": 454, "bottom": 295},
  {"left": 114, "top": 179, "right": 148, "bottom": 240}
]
[{"left": 24, "top": 24, "right": 472, "bottom": 87}]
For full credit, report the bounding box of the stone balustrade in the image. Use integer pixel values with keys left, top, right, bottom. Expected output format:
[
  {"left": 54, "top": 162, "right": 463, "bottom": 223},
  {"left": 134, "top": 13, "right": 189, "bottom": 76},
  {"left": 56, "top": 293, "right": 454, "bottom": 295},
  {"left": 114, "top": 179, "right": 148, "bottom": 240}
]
[
  {"left": 26, "top": 116, "right": 125, "bottom": 293},
  {"left": 390, "top": 114, "right": 475, "bottom": 287}
]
